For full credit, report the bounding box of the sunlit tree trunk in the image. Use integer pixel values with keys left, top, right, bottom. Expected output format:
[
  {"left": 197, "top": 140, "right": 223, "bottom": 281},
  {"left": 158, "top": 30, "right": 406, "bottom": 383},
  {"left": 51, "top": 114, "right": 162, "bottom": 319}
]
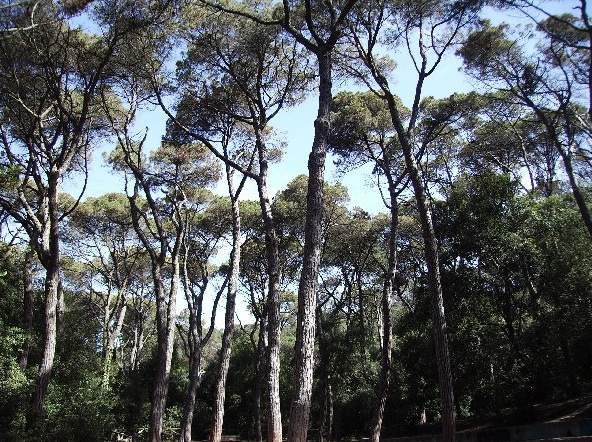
[
  {"left": 179, "top": 278, "right": 204, "bottom": 442},
  {"left": 287, "top": 50, "right": 332, "bottom": 442},
  {"left": 259, "top": 147, "right": 284, "bottom": 442},
  {"left": 252, "top": 314, "right": 267, "bottom": 442},
  {"left": 102, "top": 295, "right": 127, "bottom": 390}
]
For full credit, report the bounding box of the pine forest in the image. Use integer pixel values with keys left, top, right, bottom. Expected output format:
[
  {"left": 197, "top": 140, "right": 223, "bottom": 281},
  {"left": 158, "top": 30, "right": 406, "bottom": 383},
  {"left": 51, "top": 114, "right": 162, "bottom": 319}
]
[{"left": 1, "top": 1, "right": 591, "bottom": 441}]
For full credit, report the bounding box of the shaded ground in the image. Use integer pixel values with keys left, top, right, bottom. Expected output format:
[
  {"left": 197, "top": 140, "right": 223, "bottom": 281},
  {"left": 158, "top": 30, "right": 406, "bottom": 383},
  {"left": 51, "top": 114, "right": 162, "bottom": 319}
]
[
  {"left": 460, "top": 395, "right": 592, "bottom": 430},
  {"left": 396, "top": 396, "right": 592, "bottom": 438}
]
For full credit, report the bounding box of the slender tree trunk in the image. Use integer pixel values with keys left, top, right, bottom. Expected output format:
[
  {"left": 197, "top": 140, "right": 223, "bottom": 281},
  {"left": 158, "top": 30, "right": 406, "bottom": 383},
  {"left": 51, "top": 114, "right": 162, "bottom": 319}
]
[
  {"left": 252, "top": 133, "right": 284, "bottom": 442},
  {"left": 149, "top": 255, "right": 180, "bottom": 442},
  {"left": 103, "top": 300, "right": 127, "bottom": 390},
  {"left": 208, "top": 186, "right": 242, "bottom": 442},
  {"left": 316, "top": 309, "right": 333, "bottom": 442},
  {"left": 325, "top": 384, "right": 334, "bottom": 442},
  {"left": 180, "top": 311, "right": 203, "bottom": 442},
  {"left": 287, "top": 50, "right": 332, "bottom": 442},
  {"left": 149, "top": 275, "right": 172, "bottom": 442},
  {"left": 27, "top": 180, "right": 61, "bottom": 429},
  {"left": 19, "top": 247, "right": 35, "bottom": 372},
  {"left": 401, "top": 141, "right": 455, "bottom": 442},
  {"left": 130, "top": 314, "right": 145, "bottom": 372},
  {"left": 557, "top": 145, "right": 592, "bottom": 237},
  {"left": 266, "top": 301, "right": 282, "bottom": 442},
  {"left": 378, "top": 85, "right": 456, "bottom": 441},
  {"left": 27, "top": 262, "right": 59, "bottom": 427},
  {"left": 253, "top": 315, "right": 267, "bottom": 442},
  {"left": 370, "top": 197, "right": 398, "bottom": 442}
]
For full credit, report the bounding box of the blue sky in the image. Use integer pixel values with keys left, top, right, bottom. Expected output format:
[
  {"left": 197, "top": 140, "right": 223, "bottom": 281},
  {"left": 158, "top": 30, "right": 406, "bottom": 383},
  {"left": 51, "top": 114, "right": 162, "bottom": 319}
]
[{"left": 78, "top": 39, "right": 473, "bottom": 215}]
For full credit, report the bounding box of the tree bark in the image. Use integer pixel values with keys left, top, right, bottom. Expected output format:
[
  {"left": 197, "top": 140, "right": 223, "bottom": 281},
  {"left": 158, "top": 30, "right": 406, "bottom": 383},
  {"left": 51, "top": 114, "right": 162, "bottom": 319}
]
[
  {"left": 287, "top": 50, "right": 332, "bottom": 442},
  {"left": 148, "top": 223, "right": 181, "bottom": 442},
  {"left": 252, "top": 316, "right": 267, "bottom": 442},
  {"left": 179, "top": 297, "right": 203, "bottom": 442},
  {"left": 396, "top": 130, "right": 456, "bottom": 442},
  {"left": 370, "top": 197, "right": 398, "bottom": 442},
  {"left": 149, "top": 259, "right": 179, "bottom": 442},
  {"left": 249, "top": 316, "right": 267, "bottom": 442},
  {"left": 208, "top": 181, "right": 242, "bottom": 442},
  {"left": 27, "top": 262, "right": 59, "bottom": 427},
  {"left": 103, "top": 299, "right": 127, "bottom": 390},
  {"left": 27, "top": 177, "right": 61, "bottom": 429},
  {"left": 261, "top": 157, "right": 284, "bottom": 442},
  {"left": 557, "top": 144, "right": 592, "bottom": 237},
  {"left": 316, "top": 309, "right": 334, "bottom": 442}
]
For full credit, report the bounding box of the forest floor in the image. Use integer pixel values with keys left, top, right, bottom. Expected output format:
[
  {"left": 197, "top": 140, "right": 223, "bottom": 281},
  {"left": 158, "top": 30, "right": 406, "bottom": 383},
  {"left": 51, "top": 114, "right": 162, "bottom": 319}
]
[
  {"left": 459, "top": 395, "right": 592, "bottom": 430},
  {"left": 397, "top": 395, "right": 592, "bottom": 438}
]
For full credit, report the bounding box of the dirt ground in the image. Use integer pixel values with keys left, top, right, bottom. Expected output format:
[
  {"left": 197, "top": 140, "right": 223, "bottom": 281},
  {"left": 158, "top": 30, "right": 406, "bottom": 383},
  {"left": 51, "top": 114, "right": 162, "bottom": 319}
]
[{"left": 457, "top": 395, "right": 592, "bottom": 432}]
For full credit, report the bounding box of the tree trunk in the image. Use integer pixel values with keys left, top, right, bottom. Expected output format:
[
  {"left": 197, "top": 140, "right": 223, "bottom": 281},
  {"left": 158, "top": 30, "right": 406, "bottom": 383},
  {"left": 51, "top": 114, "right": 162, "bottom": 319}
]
[
  {"left": 19, "top": 247, "right": 35, "bottom": 372},
  {"left": 180, "top": 315, "right": 203, "bottom": 442},
  {"left": 254, "top": 133, "right": 284, "bottom": 442},
  {"left": 316, "top": 309, "right": 334, "bottom": 442},
  {"left": 266, "top": 301, "right": 282, "bottom": 442},
  {"left": 27, "top": 180, "right": 61, "bottom": 429},
  {"left": 103, "top": 300, "right": 127, "bottom": 390},
  {"left": 370, "top": 198, "right": 398, "bottom": 442},
  {"left": 287, "top": 50, "right": 332, "bottom": 442},
  {"left": 208, "top": 188, "right": 241, "bottom": 442},
  {"left": 179, "top": 275, "right": 204, "bottom": 442},
  {"left": 252, "top": 315, "right": 267, "bottom": 442},
  {"left": 403, "top": 145, "right": 455, "bottom": 442},
  {"left": 149, "top": 255, "right": 180, "bottom": 442},
  {"left": 130, "top": 313, "right": 145, "bottom": 372},
  {"left": 557, "top": 144, "right": 592, "bottom": 237},
  {"left": 381, "top": 92, "right": 456, "bottom": 442},
  {"left": 27, "top": 262, "right": 59, "bottom": 427}
]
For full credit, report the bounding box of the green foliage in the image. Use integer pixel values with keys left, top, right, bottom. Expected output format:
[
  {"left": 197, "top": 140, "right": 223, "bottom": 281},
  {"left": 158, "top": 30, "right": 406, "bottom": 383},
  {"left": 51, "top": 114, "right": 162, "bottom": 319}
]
[
  {"left": 41, "top": 376, "right": 116, "bottom": 442},
  {"left": 434, "top": 171, "right": 592, "bottom": 415},
  {"left": 0, "top": 164, "right": 20, "bottom": 190},
  {"left": 28, "top": 291, "right": 115, "bottom": 442},
  {"left": 0, "top": 244, "right": 30, "bottom": 440},
  {"left": 0, "top": 322, "right": 30, "bottom": 438}
]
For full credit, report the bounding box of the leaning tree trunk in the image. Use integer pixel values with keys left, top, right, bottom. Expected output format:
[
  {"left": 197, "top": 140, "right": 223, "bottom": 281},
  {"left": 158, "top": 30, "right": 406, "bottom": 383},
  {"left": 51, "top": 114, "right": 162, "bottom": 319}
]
[
  {"left": 410, "top": 164, "right": 455, "bottom": 442},
  {"left": 287, "top": 50, "right": 332, "bottom": 442},
  {"left": 557, "top": 144, "right": 592, "bottom": 237},
  {"left": 208, "top": 181, "right": 242, "bottom": 442},
  {"left": 403, "top": 144, "right": 455, "bottom": 441},
  {"left": 382, "top": 92, "right": 456, "bottom": 442}
]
